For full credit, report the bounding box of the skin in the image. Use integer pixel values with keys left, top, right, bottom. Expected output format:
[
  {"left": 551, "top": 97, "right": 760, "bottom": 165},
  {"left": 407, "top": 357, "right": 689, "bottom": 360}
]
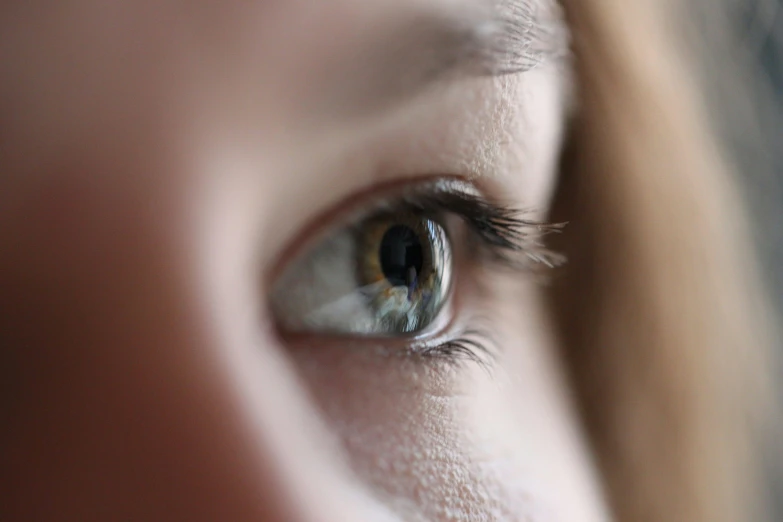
[{"left": 0, "top": 1, "right": 609, "bottom": 520}]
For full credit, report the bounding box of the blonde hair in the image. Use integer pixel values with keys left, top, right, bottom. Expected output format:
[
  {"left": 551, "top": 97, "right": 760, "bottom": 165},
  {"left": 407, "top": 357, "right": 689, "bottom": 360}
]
[{"left": 549, "top": 1, "right": 776, "bottom": 521}]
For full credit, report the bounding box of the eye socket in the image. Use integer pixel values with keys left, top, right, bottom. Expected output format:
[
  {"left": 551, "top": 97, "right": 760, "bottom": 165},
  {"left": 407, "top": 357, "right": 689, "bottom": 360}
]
[{"left": 270, "top": 207, "right": 454, "bottom": 336}]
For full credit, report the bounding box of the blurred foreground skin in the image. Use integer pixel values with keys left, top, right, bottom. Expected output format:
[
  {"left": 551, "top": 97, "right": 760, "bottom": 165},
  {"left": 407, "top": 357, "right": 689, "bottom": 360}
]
[{"left": 0, "top": 1, "right": 770, "bottom": 522}]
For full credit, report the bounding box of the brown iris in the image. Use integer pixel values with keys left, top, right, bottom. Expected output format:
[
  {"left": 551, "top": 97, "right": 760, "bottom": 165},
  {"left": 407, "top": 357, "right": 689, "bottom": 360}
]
[{"left": 356, "top": 214, "right": 452, "bottom": 334}]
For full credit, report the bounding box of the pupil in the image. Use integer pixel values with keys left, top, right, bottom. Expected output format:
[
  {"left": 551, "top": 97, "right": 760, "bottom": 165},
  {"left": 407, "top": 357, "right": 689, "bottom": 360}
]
[{"left": 379, "top": 225, "right": 424, "bottom": 287}]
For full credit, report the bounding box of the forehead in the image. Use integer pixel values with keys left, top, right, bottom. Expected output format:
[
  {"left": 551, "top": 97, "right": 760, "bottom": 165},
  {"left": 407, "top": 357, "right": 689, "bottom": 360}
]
[
  {"left": 218, "top": 0, "right": 566, "bottom": 123},
  {"left": 0, "top": 0, "right": 568, "bottom": 191},
  {"left": 249, "top": 0, "right": 563, "bottom": 73},
  {"left": 0, "top": 0, "right": 565, "bottom": 116}
]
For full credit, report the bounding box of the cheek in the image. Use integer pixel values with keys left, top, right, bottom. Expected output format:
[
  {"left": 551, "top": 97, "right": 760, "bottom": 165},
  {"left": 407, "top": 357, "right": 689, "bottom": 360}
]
[
  {"left": 286, "top": 287, "right": 596, "bottom": 522},
  {"left": 288, "top": 343, "right": 516, "bottom": 521}
]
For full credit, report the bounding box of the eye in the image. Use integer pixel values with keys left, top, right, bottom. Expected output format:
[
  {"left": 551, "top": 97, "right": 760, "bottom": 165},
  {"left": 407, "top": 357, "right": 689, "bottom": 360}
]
[
  {"left": 269, "top": 178, "right": 565, "bottom": 348},
  {"left": 270, "top": 206, "right": 454, "bottom": 336}
]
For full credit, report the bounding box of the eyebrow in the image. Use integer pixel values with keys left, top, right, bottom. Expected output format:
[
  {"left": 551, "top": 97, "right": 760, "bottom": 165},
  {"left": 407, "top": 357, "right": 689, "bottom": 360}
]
[{"left": 319, "top": 0, "right": 569, "bottom": 118}]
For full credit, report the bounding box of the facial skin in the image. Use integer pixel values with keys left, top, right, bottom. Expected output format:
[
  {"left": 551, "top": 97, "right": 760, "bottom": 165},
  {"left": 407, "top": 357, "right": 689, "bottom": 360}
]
[{"left": 0, "top": 1, "right": 608, "bottom": 521}]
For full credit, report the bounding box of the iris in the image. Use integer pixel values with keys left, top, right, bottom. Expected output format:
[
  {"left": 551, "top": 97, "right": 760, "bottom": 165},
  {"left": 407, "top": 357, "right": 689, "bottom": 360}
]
[
  {"left": 357, "top": 216, "right": 451, "bottom": 334},
  {"left": 270, "top": 210, "right": 452, "bottom": 336}
]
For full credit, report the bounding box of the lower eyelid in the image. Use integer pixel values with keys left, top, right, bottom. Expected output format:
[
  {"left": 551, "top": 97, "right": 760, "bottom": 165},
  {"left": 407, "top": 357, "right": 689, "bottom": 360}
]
[{"left": 277, "top": 241, "right": 498, "bottom": 371}]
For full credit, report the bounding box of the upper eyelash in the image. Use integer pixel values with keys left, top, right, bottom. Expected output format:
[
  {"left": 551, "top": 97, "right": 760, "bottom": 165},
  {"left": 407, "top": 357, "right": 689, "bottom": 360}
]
[
  {"left": 391, "top": 179, "right": 567, "bottom": 272},
  {"left": 393, "top": 182, "right": 564, "bottom": 368}
]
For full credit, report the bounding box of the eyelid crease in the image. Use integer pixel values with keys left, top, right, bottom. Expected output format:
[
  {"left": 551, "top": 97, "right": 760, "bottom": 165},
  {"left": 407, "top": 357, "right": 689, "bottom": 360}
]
[{"left": 265, "top": 176, "right": 563, "bottom": 285}]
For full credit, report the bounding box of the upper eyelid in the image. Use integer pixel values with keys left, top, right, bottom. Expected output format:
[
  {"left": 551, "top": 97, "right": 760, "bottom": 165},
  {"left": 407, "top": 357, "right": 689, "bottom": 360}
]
[
  {"left": 264, "top": 176, "right": 464, "bottom": 284},
  {"left": 266, "top": 176, "right": 564, "bottom": 288},
  {"left": 378, "top": 179, "right": 566, "bottom": 271}
]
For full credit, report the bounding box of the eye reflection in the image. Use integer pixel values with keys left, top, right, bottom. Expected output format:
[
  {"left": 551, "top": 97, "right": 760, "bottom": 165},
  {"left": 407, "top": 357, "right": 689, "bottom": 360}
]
[{"left": 270, "top": 208, "right": 453, "bottom": 336}]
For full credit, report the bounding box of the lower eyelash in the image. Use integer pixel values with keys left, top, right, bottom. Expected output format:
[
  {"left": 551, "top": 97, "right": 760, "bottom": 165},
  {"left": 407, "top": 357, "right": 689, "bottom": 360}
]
[{"left": 416, "top": 326, "right": 497, "bottom": 371}]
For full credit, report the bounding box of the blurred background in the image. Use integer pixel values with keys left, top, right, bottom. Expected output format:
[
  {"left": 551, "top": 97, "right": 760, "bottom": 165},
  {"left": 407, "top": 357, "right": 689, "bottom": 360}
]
[
  {"left": 684, "top": 0, "right": 783, "bottom": 516},
  {"left": 736, "top": 0, "right": 783, "bottom": 314},
  {"left": 729, "top": 0, "right": 783, "bottom": 515}
]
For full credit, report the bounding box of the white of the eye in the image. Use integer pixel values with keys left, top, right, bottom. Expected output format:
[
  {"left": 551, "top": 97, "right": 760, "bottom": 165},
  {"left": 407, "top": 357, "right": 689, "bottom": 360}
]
[{"left": 271, "top": 229, "right": 380, "bottom": 334}]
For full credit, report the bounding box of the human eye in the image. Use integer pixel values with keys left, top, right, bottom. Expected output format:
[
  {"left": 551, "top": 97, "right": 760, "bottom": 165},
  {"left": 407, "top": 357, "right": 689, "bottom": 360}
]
[{"left": 269, "top": 177, "right": 563, "bottom": 361}]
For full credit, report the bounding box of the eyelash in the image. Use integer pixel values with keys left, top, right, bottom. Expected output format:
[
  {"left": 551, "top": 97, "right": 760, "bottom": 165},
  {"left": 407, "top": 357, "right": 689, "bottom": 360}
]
[
  {"left": 418, "top": 325, "right": 497, "bottom": 370},
  {"left": 393, "top": 184, "right": 566, "bottom": 272}
]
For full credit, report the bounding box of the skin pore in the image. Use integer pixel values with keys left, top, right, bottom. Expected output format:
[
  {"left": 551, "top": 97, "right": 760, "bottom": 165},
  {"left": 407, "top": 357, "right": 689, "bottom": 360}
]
[{"left": 0, "top": 1, "right": 609, "bottom": 521}]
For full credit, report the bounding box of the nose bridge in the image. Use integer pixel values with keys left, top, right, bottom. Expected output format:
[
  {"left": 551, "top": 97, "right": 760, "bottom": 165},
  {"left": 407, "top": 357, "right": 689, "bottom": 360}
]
[
  {"left": 188, "top": 164, "right": 380, "bottom": 522},
  {"left": 0, "top": 180, "right": 383, "bottom": 522},
  {"left": 210, "top": 319, "right": 384, "bottom": 522},
  {"left": 0, "top": 273, "right": 382, "bottom": 522},
  {"left": 203, "top": 298, "right": 394, "bottom": 521},
  {"left": 0, "top": 312, "right": 377, "bottom": 522}
]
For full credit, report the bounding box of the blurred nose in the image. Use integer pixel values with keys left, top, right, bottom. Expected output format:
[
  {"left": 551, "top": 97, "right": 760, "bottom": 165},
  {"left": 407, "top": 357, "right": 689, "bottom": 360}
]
[{"left": 0, "top": 172, "right": 387, "bottom": 522}]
